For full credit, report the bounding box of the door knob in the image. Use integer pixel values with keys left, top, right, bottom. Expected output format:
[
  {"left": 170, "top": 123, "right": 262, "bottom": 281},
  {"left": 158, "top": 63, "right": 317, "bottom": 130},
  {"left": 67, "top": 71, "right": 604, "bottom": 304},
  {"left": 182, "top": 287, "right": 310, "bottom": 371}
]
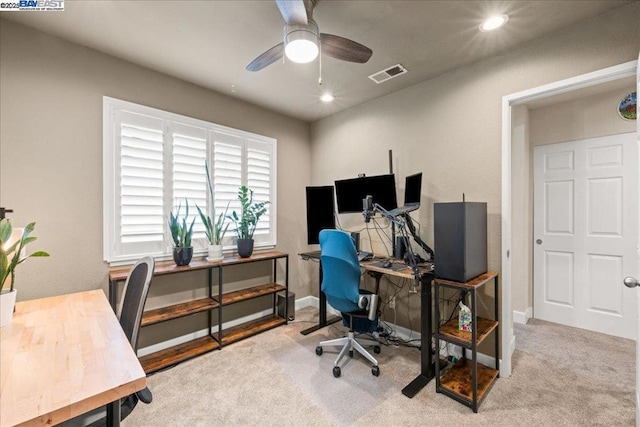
[
  {"left": 536, "top": 239, "right": 542, "bottom": 245},
  {"left": 624, "top": 277, "right": 639, "bottom": 288}
]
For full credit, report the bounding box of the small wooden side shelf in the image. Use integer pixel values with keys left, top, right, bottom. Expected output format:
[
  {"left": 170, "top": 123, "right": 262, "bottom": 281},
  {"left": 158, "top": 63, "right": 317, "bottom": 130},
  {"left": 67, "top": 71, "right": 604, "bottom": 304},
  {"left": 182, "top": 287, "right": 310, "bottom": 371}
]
[
  {"left": 434, "top": 271, "right": 499, "bottom": 413},
  {"left": 109, "top": 251, "right": 289, "bottom": 374}
]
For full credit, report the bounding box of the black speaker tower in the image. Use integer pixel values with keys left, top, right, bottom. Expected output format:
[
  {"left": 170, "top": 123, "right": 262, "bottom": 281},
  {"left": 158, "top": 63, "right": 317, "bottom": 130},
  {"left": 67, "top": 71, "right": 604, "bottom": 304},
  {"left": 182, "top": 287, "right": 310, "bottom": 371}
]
[{"left": 434, "top": 201, "right": 487, "bottom": 283}]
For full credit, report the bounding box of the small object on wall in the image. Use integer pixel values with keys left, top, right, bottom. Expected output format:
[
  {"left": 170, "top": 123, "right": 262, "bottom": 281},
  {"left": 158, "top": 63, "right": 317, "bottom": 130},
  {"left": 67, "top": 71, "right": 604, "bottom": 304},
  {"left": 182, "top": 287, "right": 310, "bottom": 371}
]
[{"left": 617, "top": 91, "right": 636, "bottom": 121}]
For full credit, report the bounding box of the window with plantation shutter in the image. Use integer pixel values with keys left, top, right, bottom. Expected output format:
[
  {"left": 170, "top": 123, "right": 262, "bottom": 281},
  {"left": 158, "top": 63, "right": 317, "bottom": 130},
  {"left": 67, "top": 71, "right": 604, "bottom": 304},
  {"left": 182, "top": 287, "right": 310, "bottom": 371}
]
[
  {"left": 172, "top": 122, "right": 208, "bottom": 245},
  {"left": 246, "top": 138, "right": 274, "bottom": 245},
  {"left": 104, "top": 97, "right": 277, "bottom": 264},
  {"left": 116, "top": 110, "right": 165, "bottom": 257}
]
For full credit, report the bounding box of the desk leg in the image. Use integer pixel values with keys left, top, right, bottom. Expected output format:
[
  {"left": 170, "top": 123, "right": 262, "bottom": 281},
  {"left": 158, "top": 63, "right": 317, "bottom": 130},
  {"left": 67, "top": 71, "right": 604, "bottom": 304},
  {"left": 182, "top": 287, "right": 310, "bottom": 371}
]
[
  {"left": 106, "top": 400, "right": 121, "bottom": 427},
  {"left": 109, "top": 280, "right": 118, "bottom": 313},
  {"left": 402, "top": 272, "right": 435, "bottom": 398},
  {"left": 301, "top": 262, "right": 340, "bottom": 335}
]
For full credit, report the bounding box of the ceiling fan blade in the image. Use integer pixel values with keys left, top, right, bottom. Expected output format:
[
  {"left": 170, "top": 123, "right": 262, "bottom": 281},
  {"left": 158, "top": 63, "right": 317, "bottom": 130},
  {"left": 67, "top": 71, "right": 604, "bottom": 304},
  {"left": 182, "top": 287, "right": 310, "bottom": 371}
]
[
  {"left": 320, "top": 33, "right": 372, "bottom": 64},
  {"left": 275, "top": 0, "right": 308, "bottom": 26},
  {"left": 246, "top": 43, "right": 285, "bottom": 72}
]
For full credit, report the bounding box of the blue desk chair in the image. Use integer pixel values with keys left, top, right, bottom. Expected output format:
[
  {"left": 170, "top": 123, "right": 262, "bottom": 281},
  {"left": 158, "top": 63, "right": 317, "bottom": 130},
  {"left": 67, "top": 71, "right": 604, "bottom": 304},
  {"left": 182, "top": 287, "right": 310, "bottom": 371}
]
[{"left": 315, "top": 229, "right": 381, "bottom": 377}]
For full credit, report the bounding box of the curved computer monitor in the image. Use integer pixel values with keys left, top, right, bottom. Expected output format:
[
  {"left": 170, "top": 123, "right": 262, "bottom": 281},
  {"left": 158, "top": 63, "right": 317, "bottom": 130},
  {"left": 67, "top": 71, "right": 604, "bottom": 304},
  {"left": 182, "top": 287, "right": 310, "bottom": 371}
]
[{"left": 334, "top": 174, "right": 398, "bottom": 213}]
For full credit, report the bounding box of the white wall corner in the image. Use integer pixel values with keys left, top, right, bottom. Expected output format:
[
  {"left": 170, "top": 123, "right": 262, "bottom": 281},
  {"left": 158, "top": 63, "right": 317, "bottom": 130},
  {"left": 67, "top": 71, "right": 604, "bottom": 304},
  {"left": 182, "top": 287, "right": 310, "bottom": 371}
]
[
  {"left": 513, "top": 307, "right": 532, "bottom": 324},
  {"left": 510, "top": 328, "right": 516, "bottom": 356}
]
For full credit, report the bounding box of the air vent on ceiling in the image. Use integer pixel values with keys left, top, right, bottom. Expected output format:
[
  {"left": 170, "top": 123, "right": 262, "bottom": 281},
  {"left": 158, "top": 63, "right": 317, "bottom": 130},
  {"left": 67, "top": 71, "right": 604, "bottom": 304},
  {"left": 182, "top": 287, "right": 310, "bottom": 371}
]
[{"left": 368, "top": 64, "right": 408, "bottom": 84}]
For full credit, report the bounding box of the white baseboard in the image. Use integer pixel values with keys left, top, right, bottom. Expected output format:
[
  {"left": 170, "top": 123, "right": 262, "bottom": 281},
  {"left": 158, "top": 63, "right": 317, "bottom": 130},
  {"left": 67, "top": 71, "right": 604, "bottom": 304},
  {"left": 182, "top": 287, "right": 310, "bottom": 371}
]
[
  {"left": 295, "top": 295, "right": 318, "bottom": 309},
  {"left": 513, "top": 307, "right": 532, "bottom": 324}
]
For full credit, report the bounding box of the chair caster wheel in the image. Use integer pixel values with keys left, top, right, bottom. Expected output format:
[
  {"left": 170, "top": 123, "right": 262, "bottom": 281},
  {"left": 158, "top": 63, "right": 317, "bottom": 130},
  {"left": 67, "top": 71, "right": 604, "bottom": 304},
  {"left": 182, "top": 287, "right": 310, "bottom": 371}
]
[
  {"left": 333, "top": 366, "right": 341, "bottom": 378},
  {"left": 316, "top": 346, "right": 323, "bottom": 356},
  {"left": 349, "top": 350, "right": 354, "bottom": 358},
  {"left": 371, "top": 365, "right": 380, "bottom": 377},
  {"left": 374, "top": 346, "right": 381, "bottom": 354}
]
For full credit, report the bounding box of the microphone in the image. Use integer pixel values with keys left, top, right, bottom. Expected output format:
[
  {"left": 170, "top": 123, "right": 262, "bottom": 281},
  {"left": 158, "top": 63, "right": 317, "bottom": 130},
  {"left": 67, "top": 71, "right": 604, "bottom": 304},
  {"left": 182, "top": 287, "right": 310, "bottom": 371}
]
[{"left": 362, "top": 195, "right": 373, "bottom": 223}]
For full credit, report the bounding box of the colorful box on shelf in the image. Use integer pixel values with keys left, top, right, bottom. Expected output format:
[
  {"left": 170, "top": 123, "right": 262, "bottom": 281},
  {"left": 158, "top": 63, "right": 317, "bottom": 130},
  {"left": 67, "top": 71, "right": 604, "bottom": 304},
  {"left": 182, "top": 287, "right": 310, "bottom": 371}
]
[{"left": 458, "top": 301, "right": 472, "bottom": 332}]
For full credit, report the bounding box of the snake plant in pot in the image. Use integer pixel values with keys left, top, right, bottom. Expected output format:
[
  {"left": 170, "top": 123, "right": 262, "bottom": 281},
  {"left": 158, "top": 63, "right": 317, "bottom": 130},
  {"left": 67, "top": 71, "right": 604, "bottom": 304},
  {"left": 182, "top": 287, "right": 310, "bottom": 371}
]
[
  {"left": 196, "top": 161, "right": 230, "bottom": 262},
  {"left": 168, "top": 200, "right": 196, "bottom": 266},
  {"left": 0, "top": 219, "right": 49, "bottom": 327},
  {"left": 227, "top": 186, "right": 269, "bottom": 258}
]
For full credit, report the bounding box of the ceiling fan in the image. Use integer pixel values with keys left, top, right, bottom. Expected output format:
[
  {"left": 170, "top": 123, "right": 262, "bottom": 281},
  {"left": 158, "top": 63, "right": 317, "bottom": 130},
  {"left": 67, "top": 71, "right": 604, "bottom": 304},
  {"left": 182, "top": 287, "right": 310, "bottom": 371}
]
[{"left": 246, "top": 0, "right": 373, "bottom": 72}]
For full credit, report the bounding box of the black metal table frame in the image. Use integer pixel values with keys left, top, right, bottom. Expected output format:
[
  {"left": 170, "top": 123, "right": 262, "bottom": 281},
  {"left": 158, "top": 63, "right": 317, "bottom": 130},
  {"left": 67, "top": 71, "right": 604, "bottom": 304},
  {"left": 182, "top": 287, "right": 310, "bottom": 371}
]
[{"left": 299, "top": 251, "right": 342, "bottom": 335}]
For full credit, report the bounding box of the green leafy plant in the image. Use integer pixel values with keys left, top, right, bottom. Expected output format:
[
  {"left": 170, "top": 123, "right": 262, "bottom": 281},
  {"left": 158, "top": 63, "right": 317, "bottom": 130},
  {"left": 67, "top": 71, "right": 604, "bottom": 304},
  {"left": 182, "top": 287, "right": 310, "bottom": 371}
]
[
  {"left": 168, "top": 199, "right": 196, "bottom": 248},
  {"left": 196, "top": 161, "right": 230, "bottom": 245},
  {"left": 227, "top": 185, "right": 269, "bottom": 240},
  {"left": 0, "top": 219, "right": 49, "bottom": 292}
]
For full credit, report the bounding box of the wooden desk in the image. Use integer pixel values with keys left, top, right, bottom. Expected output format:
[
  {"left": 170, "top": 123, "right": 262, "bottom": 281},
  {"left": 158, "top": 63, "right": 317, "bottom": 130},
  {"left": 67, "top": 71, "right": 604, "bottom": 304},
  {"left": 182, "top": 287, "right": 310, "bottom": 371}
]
[{"left": 0, "top": 290, "right": 146, "bottom": 427}]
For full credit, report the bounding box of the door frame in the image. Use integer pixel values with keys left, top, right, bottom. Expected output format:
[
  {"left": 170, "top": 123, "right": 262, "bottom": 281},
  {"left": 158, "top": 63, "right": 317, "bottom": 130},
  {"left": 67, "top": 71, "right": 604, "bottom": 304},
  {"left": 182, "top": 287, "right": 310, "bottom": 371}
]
[{"left": 500, "top": 59, "right": 638, "bottom": 378}]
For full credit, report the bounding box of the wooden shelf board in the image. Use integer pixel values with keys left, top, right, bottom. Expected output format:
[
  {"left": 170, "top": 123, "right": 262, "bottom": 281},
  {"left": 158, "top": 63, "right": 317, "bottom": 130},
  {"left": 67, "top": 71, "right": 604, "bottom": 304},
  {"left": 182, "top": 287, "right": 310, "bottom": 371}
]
[
  {"left": 439, "top": 358, "right": 499, "bottom": 403},
  {"left": 109, "top": 250, "right": 287, "bottom": 281},
  {"left": 141, "top": 297, "right": 220, "bottom": 327},
  {"left": 139, "top": 336, "right": 220, "bottom": 374},
  {"left": 439, "top": 317, "right": 498, "bottom": 347},
  {"left": 435, "top": 271, "right": 499, "bottom": 290},
  {"left": 220, "top": 283, "right": 286, "bottom": 306},
  {"left": 213, "top": 314, "right": 286, "bottom": 345}
]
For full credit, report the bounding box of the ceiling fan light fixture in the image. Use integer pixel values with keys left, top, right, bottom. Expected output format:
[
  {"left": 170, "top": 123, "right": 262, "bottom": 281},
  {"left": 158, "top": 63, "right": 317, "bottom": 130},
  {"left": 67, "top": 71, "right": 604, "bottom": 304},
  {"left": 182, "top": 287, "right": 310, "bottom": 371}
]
[
  {"left": 480, "top": 14, "right": 509, "bottom": 32},
  {"left": 284, "top": 22, "right": 319, "bottom": 63},
  {"left": 320, "top": 93, "right": 334, "bottom": 102}
]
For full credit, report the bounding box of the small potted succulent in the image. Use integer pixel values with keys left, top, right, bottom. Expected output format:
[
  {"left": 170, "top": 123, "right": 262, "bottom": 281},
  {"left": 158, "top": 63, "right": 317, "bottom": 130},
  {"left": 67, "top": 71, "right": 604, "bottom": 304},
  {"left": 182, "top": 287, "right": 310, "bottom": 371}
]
[
  {"left": 0, "top": 219, "right": 49, "bottom": 327},
  {"left": 196, "top": 161, "right": 230, "bottom": 262},
  {"left": 168, "top": 200, "right": 195, "bottom": 266},
  {"left": 227, "top": 185, "right": 269, "bottom": 258}
]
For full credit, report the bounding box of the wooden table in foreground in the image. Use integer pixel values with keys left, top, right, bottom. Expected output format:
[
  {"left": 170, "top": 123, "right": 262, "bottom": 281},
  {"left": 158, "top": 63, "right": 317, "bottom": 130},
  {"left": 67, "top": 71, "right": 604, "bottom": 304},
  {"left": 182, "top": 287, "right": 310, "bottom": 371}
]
[{"left": 0, "top": 290, "right": 146, "bottom": 427}]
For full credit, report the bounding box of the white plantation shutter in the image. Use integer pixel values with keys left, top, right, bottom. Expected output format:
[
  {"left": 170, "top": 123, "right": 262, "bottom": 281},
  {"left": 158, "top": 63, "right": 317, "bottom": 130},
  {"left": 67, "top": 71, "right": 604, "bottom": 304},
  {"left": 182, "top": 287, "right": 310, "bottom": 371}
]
[
  {"left": 172, "top": 122, "right": 208, "bottom": 247},
  {"left": 116, "top": 110, "right": 165, "bottom": 257},
  {"left": 212, "top": 131, "right": 243, "bottom": 246},
  {"left": 246, "top": 138, "right": 273, "bottom": 245},
  {"left": 104, "top": 97, "right": 277, "bottom": 263}
]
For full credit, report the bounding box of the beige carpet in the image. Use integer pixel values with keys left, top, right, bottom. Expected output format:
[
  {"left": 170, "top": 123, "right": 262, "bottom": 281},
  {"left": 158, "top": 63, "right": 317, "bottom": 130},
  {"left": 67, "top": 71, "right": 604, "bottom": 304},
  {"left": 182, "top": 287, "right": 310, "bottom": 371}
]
[{"left": 123, "top": 308, "right": 635, "bottom": 426}]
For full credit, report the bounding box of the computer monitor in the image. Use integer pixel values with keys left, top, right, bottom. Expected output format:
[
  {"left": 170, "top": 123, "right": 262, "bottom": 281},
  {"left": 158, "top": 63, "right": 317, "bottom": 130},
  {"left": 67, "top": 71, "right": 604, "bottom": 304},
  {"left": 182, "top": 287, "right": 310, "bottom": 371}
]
[
  {"left": 404, "top": 173, "right": 422, "bottom": 205},
  {"left": 334, "top": 174, "right": 398, "bottom": 213},
  {"left": 305, "top": 186, "right": 336, "bottom": 244}
]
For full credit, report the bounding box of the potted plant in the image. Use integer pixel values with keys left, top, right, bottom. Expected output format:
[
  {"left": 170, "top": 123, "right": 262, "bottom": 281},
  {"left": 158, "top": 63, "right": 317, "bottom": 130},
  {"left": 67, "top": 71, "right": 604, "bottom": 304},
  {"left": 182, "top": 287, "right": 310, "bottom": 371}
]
[
  {"left": 168, "top": 200, "right": 195, "bottom": 266},
  {"left": 196, "top": 161, "right": 230, "bottom": 262},
  {"left": 0, "top": 219, "right": 49, "bottom": 327},
  {"left": 228, "top": 185, "right": 269, "bottom": 258}
]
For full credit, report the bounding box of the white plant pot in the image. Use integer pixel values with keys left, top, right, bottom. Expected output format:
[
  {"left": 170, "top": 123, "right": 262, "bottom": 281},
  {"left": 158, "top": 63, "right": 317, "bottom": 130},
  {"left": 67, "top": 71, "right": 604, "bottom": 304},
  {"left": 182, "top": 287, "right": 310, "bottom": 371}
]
[
  {"left": 0, "top": 289, "right": 17, "bottom": 328},
  {"left": 207, "top": 244, "right": 224, "bottom": 262}
]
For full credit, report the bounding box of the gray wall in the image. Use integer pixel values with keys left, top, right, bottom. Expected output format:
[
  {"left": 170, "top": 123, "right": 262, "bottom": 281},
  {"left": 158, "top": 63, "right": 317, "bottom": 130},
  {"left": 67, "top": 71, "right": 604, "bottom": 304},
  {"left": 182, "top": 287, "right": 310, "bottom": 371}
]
[
  {"left": 0, "top": 19, "right": 314, "bottom": 309},
  {"left": 1, "top": 2, "right": 639, "bottom": 350},
  {"left": 310, "top": 3, "right": 640, "bottom": 335}
]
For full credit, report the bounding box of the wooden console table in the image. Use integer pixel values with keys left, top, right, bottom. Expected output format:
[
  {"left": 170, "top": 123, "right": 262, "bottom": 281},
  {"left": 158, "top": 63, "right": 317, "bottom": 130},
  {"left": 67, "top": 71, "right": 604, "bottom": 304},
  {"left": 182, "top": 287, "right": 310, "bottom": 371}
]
[{"left": 109, "top": 251, "right": 289, "bottom": 374}]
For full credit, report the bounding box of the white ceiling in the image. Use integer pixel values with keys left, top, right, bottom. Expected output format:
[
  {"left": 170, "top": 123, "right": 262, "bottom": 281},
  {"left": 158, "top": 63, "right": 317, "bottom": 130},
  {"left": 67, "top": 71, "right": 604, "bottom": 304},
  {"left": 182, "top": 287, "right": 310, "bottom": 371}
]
[{"left": 1, "top": 0, "right": 632, "bottom": 122}]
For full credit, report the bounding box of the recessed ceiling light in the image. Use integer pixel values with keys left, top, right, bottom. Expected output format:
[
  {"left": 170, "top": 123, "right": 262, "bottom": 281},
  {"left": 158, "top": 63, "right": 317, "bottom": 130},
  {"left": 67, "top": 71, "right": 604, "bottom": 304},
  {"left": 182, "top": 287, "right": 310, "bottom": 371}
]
[
  {"left": 320, "top": 93, "right": 334, "bottom": 103},
  {"left": 480, "top": 14, "right": 509, "bottom": 32}
]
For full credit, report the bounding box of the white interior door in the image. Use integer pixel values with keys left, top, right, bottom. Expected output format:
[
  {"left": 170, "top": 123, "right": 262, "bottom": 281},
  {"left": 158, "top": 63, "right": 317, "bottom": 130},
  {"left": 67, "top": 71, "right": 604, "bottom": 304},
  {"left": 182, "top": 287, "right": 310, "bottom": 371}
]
[{"left": 533, "top": 133, "right": 638, "bottom": 339}]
